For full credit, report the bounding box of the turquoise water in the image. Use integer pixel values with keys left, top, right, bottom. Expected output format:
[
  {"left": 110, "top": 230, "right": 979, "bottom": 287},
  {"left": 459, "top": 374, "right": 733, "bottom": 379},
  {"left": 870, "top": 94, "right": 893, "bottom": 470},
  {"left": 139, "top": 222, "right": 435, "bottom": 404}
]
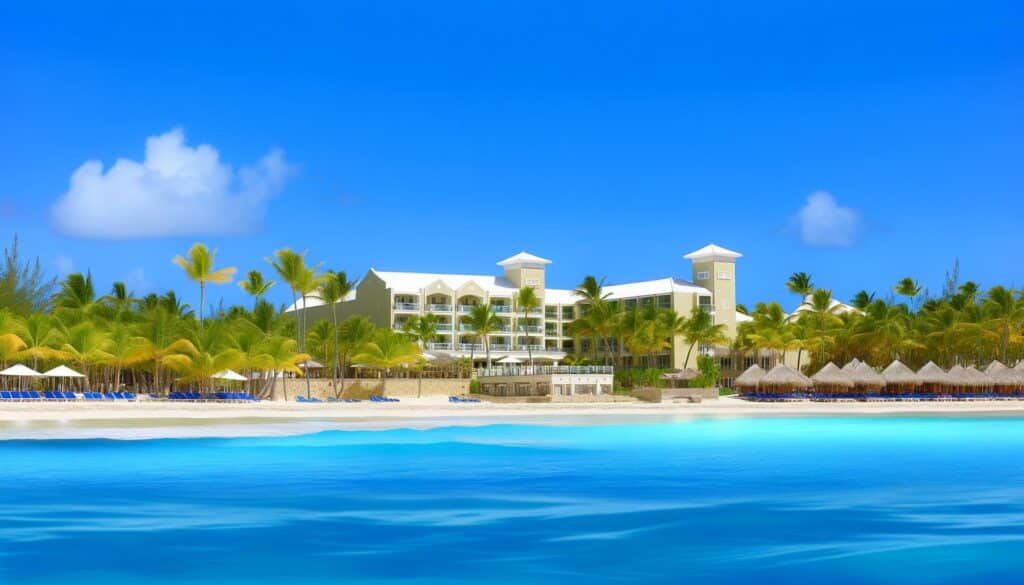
[{"left": 2, "top": 417, "right": 1024, "bottom": 584}]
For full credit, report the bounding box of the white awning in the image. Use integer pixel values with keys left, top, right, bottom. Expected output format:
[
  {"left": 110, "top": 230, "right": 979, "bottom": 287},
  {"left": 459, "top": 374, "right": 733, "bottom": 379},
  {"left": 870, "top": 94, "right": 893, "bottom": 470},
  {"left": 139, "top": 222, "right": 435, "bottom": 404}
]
[
  {"left": 43, "top": 365, "right": 86, "bottom": 378},
  {"left": 0, "top": 364, "right": 43, "bottom": 377},
  {"left": 212, "top": 370, "right": 247, "bottom": 382}
]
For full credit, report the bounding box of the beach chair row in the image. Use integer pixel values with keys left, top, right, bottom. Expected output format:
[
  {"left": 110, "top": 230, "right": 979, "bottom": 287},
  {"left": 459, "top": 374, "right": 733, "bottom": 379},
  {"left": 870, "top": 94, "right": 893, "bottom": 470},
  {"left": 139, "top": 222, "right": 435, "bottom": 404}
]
[
  {"left": 449, "top": 396, "right": 481, "bottom": 403},
  {"left": 0, "top": 390, "right": 137, "bottom": 401},
  {"left": 743, "top": 391, "right": 1024, "bottom": 402},
  {"left": 168, "top": 391, "right": 257, "bottom": 402},
  {"left": 369, "top": 395, "right": 400, "bottom": 403}
]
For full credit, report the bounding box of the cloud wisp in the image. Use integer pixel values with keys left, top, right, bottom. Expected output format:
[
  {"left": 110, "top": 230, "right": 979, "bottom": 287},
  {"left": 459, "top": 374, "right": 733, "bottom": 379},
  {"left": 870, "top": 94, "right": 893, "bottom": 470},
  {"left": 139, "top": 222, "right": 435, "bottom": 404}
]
[
  {"left": 51, "top": 128, "right": 293, "bottom": 239},
  {"left": 794, "top": 191, "right": 862, "bottom": 247}
]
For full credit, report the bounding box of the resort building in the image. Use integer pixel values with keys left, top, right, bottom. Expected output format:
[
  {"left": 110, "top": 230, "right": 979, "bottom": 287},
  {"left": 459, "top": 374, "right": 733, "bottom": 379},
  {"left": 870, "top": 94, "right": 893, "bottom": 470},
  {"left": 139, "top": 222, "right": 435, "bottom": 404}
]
[{"left": 287, "top": 244, "right": 752, "bottom": 375}]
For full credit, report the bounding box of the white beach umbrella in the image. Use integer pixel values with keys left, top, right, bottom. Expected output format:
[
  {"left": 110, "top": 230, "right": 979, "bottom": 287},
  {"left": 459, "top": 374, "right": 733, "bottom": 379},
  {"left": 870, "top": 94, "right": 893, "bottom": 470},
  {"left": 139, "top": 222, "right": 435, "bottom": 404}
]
[
  {"left": 43, "top": 365, "right": 86, "bottom": 378},
  {"left": 496, "top": 355, "right": 523, "bottom": 364},
  {"left": 299, "top": 360, "right": 325, "bottom": 369},
  {"left": 212, "top": 369, "right": 247, "bottom": 382},
  {"left": 0, "top": 364, "right": 43, "bottom": 377}
]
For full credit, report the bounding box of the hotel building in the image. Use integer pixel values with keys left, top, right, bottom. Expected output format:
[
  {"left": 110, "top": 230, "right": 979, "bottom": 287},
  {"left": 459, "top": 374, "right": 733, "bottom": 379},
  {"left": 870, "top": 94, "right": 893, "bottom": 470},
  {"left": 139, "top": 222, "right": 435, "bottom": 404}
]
[{"left": 287, "top": 244, "right": 753, "bottom": 374}]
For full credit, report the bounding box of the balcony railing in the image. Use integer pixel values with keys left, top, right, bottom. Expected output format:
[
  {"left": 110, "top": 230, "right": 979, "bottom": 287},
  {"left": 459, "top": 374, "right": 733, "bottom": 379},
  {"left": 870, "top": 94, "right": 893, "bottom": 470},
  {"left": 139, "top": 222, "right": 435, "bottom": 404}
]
[
  {"left": 493, "top": 325, "right": 512, "bottom": 333},
  {"left": 457, "top": 305, "right": 478, "bottom": 314},
  {"left": 426, "top": 304, "right": 452, "bottom": 312},
  {"left": 435, "top": 324, "right": 453, "bottom": 332},
  {"left": 516, "top": 326, "right": 544, "bottom": 334},
  {"left": 427, "top": 342, "right": 453, "bottom": 351},
  {"left": 489, "top": 344, "right": 511, "bottom": 351},
  {"left": 394, "top": 302, "right": 420, "bottom": 311},
  {"left": 458, "top": 343, "right": 485, "bottom": 351},
  {"left": 492, "top": 305, "right": 512, "bottom": 313},
  {"left": 476, "top": 365, "right": 614, "bottom": 377},
  {"left": 458, "top": 325, "right": 476, "bottom": 332},
  {"left": 514, "top": 344, "right": 545, "bottom": 351}
]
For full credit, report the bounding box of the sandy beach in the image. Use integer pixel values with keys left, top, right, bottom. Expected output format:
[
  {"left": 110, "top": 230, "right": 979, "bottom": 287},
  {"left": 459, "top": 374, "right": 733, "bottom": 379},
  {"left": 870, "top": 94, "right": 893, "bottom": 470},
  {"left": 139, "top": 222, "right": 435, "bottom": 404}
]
[{"left": 3, "top": 396, "right": 1024, "bottom": 440}]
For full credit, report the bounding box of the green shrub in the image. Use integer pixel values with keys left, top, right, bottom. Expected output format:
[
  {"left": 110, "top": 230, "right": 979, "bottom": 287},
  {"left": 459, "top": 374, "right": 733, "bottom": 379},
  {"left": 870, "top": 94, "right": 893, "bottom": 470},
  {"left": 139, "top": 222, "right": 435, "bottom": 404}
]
[
  {"left": 693, "top": 355, "right": 720, "bottom": 388},
  {"left": 469, "top": 379, "right": 481, "bottom": 394},
  {"left": 719, "top": 387, "right": 737, "bottom": 396},
  {"left": 614, "top": 368, "right": 668, "bottom": 389}
]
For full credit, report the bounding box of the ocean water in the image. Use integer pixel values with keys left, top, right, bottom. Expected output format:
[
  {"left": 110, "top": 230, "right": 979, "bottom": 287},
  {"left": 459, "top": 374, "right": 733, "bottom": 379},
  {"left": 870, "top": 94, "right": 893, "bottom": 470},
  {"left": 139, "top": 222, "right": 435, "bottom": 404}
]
[{"left": 1, "top": 417, "right": 1024, "bottom": 584}]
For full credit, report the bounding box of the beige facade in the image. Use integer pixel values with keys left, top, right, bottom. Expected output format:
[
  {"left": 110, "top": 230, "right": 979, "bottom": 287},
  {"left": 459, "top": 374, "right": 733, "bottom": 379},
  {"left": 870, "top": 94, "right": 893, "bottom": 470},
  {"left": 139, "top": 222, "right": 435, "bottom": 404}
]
[{"left": 288, "top": 244, "right": 746, "bottom": 372}]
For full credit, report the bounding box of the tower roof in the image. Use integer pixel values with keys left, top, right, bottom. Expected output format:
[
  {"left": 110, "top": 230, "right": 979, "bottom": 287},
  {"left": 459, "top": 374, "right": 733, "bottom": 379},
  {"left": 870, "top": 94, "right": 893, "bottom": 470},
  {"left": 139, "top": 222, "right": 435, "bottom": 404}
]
[
  {"left": 683, "top": 243, "right": 742, "bottom": 262},
  {"left": 497, "top": 251, "right": 552, "bottom": 268}
]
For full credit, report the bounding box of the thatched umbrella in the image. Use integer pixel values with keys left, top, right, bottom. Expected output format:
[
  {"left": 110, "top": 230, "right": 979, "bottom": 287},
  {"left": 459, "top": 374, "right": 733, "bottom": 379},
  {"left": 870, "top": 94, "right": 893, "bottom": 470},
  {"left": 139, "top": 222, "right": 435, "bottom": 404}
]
[
  {"left": 661, "top": 368, "right": 699, "bottom": 388},
  {"left": 881, "top": 360, "right": 920, "bottom": 393},
  {"left": 917, "top": 362, "right": 950, "bottom": 394},
  {"left": 759, "top": 364, "right": 812, "bottom": 394},
  {"left": 963, "top": 366, "right": 994, "bottom": 393},
  {"left": 1016, "top": 361, "right": 1024, "bottom": 372},
  {"left": 849, "top": 362, "right": 886, "bottom": 393},
  {"left": 985, "top": 360, "right": 1008, "bottom": 375},
  {"left": 840, "top": 358, "right": 861, "bottom": 374},
  {"left": 734, "top": 364, "right": 765, "bottom": 394},
  {"left": 811, "top": 362, "right": 853, "bottom": 394},
  {"left": 947, "top": 365, "right": 972, "bottom": 394},
  {"left": 989, "top": 365, "right": 1024, "bottom": 394}
]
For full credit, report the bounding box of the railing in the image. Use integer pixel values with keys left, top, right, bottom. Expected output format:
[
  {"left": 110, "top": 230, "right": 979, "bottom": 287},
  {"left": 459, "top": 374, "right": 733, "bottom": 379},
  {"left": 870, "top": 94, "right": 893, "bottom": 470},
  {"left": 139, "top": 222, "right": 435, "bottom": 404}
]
[
  {"left": 545, "top": 329, "right": 558, "bottom": 336},
  {"left": 394, "top": 302, "right": 420, "bottom": 311},
  {"left": 526, "top": 308, "right": 543, "bottom": 315},
  {"left": 435, "top": 324, "right": 453, "bottom": 332},
  {"left": 476, "top": 365, "right": 614, "bottom": 377},
  {"left": 458, "top": 343, "right": 485, "bottom": 351},
  {"left": 492, "top": 325, "right": 512, "bottom": 333},
  {"left": 426, "top": 304, "right": 452, "bottom": 312},
  {"left": 489, "top": 344, "right": 511, "bottom": 351},
  {"left": 458, "top": 325, "right": 476, "bottom": 332},
  {"left": 561, "top": 313, "right": 575, "bottom": 321},
  {"left": 514, "top": 344, "right": 545, "bottom": 351},
  {"left": 492, "top": 305, "right": 511, "bottom": 313},
  {"left": 457, "top": 305, "right": 478, "bottom": 313},
  {"left": 393, "top": 323, "right": 409, "bottom": 331},
  {"left": 516, "top": 326, "right": 544, "bottom": 334},
  {"left": 427, "top": 342, "right": 453, "bottom": 351}
]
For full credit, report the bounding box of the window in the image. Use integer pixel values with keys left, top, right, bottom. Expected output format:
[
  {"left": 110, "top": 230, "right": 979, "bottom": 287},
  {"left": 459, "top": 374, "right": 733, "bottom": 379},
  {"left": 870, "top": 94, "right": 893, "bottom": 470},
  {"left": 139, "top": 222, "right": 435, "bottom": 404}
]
[
  {"left": 562, "top": 307, "right": 575, "bottom": 320},
  {"left": 698, "top": 295, "right": 713, "bottom": 313},
  {"left": 525, "top": 278, "right": 540, "bottom": 286},
  {"left": 696, "top": 271, "right": 710, "bottom": 280},
  {"left": 657, "top": 295, "right": 671, "bottom": 308},
  {"left": 718, "top": 271, "right": 731, "bottom": 280}
]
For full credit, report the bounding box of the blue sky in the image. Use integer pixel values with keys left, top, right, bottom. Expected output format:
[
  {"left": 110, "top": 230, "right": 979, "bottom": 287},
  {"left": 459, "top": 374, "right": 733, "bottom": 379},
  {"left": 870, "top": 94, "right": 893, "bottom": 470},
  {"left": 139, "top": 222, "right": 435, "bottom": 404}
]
[{"left": 1, "top": 1, "right": 1021, "bottom": 312}]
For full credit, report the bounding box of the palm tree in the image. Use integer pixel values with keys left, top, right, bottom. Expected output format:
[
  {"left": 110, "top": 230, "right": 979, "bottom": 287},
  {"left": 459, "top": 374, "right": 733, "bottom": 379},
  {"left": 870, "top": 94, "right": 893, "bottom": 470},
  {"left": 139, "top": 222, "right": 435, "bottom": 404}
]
[
  {"left": 983, "top": 286, "right": 1023, "bottom": 363},
  {"left": 681, "top": 306, "right": 728, "bottom": 369},
  {"left": 172, "top": 243, "right": 237, "bottom": 325},
  {"left": 850, "top": 290, "right": 876, "bottom": 310},
  {"left": 515, "top": 285, "right": 541, "bottom": 366},
  {"left": 319, "top": 270, "right": 358, "bottom": 390},
  {"left": 267, "top": 248, "right": 309, "bottom": 346},
  {"left": 103, "top": 322, "right": 145, "bottom": 393},
  {"left": 60, "top": 322, "right": 112, "bottom": 390},
  {"left": 262, "top": 336, "right": 310, "bottom": 401},
  {"left": 53, "top": 272, "right": 98, "bottom": 323},
  {"left": 14, "top": 313, "right": 64, "bottom": 369},
  {"left": 351, "top": 329, "right": 422, "bottom": 394},
  {"left": 893, "top": 277, "right": 923, "bottom": 312},
  {"left": 800, "top": 288, "right": 844, "bottom": 365},
  {"left": 238, "top": 270, "right": 276, "bottom": 308},
  {"left": 573, "top": 275, "right": 610, "bottom": 306},
  {"left": 465, "top": 304, "right": 500, "bottom": 366},
  {"left": 336, "top": 315, "right": 376, "bottom": 397},
  {"left": 785, "top": 272, "right": 814, "bottom": 298},
  {"left": 403, "top": 314, "right": 439, "bottom": 349},
  {"left": 134, "top": 308, "right": 197, "bottom": 395}
]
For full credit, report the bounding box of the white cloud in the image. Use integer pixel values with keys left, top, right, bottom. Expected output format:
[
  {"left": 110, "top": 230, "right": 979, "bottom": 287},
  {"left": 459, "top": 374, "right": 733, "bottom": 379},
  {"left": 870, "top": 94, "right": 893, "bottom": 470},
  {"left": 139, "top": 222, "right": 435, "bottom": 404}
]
[
  {"left": 51, "top": 128, "right": 293, "bottom": 239},
  {"left": 54, "top": 254, "right": 74, "bottom": 275},
  {"left": 795, "top": 191, "right": 862, "bottom": 247}
]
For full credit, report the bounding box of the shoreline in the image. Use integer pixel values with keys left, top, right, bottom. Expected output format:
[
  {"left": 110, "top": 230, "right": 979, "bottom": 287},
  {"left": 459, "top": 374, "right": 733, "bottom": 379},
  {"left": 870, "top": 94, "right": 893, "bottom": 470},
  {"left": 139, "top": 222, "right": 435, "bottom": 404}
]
[{"left": 4, "top": 396, "right": 1024, "bottom": 440}]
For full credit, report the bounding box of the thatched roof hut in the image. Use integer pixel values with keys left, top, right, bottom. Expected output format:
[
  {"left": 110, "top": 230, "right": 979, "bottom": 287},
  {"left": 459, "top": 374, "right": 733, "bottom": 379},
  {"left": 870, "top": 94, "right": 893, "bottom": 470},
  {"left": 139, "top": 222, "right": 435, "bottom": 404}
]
[
  {"left": 963, "top": 366, "right": 994, "bottom": 391},
  {"left": 985, "top": 360, "right": 1008, "bottom": 375},
  {"left": 661, "top": 368, "right": 699, "bottom": 388},
  {"left": 989, "top": 365, "right": 1024, "bottom": 391},
  {"left": 759, "top": 364, "right": 812, "bottom": 392},
  {"left": 917, "top": 362, "right": 950, "bottom": 392},
  {"left": 734, "top": 364, "right": 766, "bottom": 390},
  {"left": 1016, "top": 361, "right": 1024, "bottom": 372},
  {"left": 881, "top": 360, "right": 920, "bottom": 391},
  {"left": 811, "top": 362, "right": 853, "bottom": 392},
  {"left": 840, "top": 358, "right": 862, "bottom": 374},
  {"left": 849, "top": 362, "right": 886, "bottom": 391},
  {"left": 947, "top": 365, "right": 973, "bottom": 392}
]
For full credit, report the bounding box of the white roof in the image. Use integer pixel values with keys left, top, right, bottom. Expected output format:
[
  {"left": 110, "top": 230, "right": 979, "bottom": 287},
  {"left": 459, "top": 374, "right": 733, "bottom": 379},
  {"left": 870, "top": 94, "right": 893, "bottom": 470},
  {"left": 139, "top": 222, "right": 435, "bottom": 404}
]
[
  {"left": 283, "top": 290, "right": 355, "bottom": 313},
  {"left": 0, "top": 364, "right": 43, "bottom": 377},
  {"left": 787, "top": 295, "right": 861, "bottom": 322},
  {"left": 684, "top": 243, "right": 742, "bottom": 262},
  {"left": 496, "top": 251, "right": 552, "bottom": 267},
  {"left": 736, "top": 312, "right": 753, "bottom": 323},
  {"left": 43, "top": 365, "right": 86, "bottom": 378},
  {"left": 543, "top": 288, "right": 577, "bottom": 304},
  {"left": 604, "top": 277, "right": 711, "bottom": 300},
  {"left": 373, "top": 270, "right": 521, "bottom": 296}
]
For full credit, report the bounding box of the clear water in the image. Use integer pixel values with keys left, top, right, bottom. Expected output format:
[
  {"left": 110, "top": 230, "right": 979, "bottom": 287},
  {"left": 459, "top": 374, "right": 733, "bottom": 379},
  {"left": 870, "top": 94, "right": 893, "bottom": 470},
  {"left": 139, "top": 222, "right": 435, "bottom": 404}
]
[{"left": 2, "top": 417, "right": 1024, "bottom": 584}]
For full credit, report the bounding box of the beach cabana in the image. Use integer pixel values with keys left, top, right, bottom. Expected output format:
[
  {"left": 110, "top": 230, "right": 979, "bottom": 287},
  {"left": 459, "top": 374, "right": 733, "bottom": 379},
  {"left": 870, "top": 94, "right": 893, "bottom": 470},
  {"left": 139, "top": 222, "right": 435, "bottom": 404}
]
[
  {"left": 917, "top": 362, "right": 950, "bottom": 395},
  {"left": 840, "top": 358, "right": 862, "bottom": 374},
  {"left": 988, "top": 364, "right": 1024, "bottom": 395},
  {"left": 811, "top": 362, "right": 853, "bottom": 396},
  {"left": 881, "top": 360, "right": 920, "bottom": 395},
  {"left": 758, "top": 364, "right": 812, "bottom": 397},
  {"left": 849, "top": 363, "right": 886, "bottom": 396},
  {"left": 734, "top": 364, "right": 765, "bottom": 396},
  {"left": 985, "top": 360, "right": 1008, "bottom": 375},
  {"left": 1, "top": 364, "right": 43, "bottom": 390},
  {"left": 963, "top": 366, "right": 994, "bottom": 395},
  {"left": 1016, "top": 361, "right": 1024, "bottom": 372},
  {"left": 947, "top": 365, "right": 972, "bottom": 395},
  {"left": 43, "top": 365, "right": 87, "bottom": 392}
]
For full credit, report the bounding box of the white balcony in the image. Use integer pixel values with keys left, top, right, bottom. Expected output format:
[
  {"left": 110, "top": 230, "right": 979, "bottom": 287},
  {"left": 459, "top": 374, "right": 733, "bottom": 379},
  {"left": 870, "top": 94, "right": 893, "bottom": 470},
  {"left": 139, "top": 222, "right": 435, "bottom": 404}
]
[
  {"left": 457, "top": 305, "right": 478, "bottom": 314},
  {"left": 516, "top": 325, "right": 544, "bottom": 334},
  {"left": 458, "top": 343, "right": 485, "bottom": 351},
  {"left": 426, "top": 304, "right": 452, "bottom": 312},
  {"left": 394, "top": 302, "right": 420, "bottom": 312},
  {"left": 458, "top": 325, "right": 476, "bottom": 333},
  {"left": 489, "top": 344, "right": 511, "bottom": 351},
  {"left": 427, "top": 342, "right": 453, "bottom": 351},
  {"left": 515, "top": 344, "right": 545, "bottom": 352},
  {"left": 435, "top": 323, "right": 453, "bottom": 332},
  {"left": 492, "top": 305, "right": 512, "bottom": 314}
]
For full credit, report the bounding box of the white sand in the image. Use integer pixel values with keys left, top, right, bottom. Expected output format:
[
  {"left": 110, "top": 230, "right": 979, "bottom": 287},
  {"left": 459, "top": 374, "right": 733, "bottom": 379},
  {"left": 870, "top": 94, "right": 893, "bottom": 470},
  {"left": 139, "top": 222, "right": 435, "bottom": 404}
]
[{"left": 3, "top": 396, "right": 1024, "bottom": 440}]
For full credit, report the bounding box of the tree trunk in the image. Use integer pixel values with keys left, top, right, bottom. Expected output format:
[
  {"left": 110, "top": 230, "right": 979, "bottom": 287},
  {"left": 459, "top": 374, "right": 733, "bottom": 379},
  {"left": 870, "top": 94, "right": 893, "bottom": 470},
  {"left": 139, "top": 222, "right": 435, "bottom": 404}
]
[
  {"left": 331, "top": 304, "right": 340, "bottom": 393},
  {"left": 199, "top": 282, "right": 205, "bottom": 326}
]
